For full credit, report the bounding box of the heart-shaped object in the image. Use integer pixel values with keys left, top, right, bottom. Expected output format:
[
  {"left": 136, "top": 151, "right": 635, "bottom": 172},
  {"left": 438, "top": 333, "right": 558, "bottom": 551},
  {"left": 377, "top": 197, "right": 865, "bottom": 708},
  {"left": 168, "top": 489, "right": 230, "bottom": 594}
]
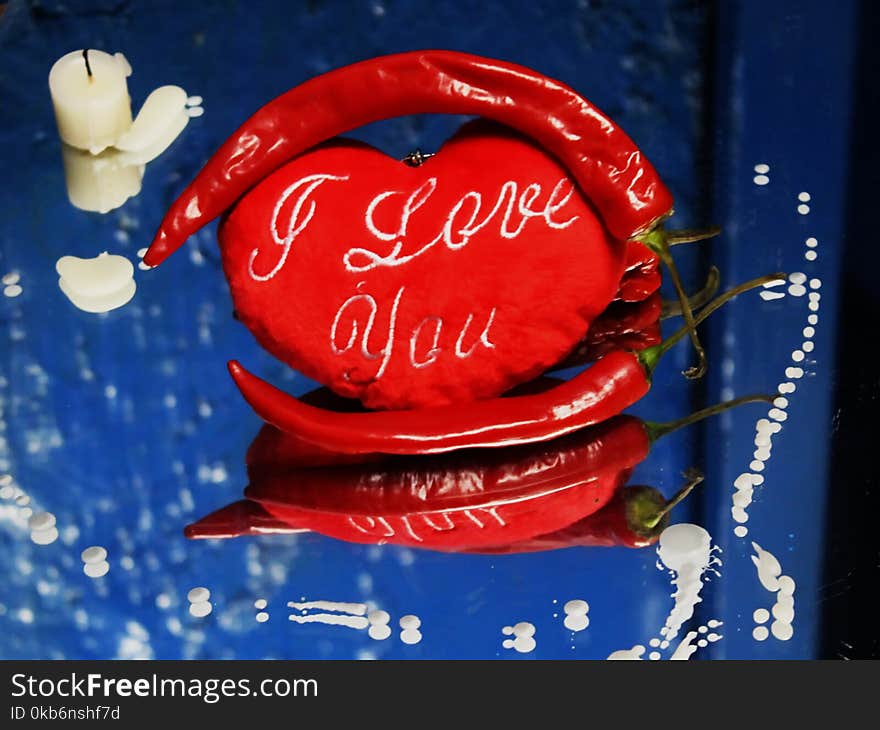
[{"left": 219, "top": 122, "right": 626, "bottom": 409}]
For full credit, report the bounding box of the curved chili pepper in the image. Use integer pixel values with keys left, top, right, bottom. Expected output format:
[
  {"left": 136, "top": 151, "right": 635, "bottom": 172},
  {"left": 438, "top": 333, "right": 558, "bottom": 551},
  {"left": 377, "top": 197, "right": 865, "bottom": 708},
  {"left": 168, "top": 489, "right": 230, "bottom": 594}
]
[
  {"left": 228, "top": 273, "right": 780, "bottom": 455},
  {"left": 144, "top": 51, "right": 673, "bottom": 267}
]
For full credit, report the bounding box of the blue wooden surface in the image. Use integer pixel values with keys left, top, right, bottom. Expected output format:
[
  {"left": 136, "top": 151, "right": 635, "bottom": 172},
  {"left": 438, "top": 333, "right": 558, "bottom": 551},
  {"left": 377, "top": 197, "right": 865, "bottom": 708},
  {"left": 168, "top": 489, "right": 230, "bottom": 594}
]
[{"left": 0, "top": 0, "right": 855, "bottom": 659}]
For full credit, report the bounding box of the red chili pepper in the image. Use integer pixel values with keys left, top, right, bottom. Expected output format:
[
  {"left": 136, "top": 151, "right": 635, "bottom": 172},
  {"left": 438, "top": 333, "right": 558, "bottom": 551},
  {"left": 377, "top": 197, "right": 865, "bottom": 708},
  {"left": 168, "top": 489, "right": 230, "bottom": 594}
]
[
  {"left": 144, "top": 51, "right": 673, "bottom": 267},
  {"left": 228, "top": 274, "right": 778, "bottom": 455}
]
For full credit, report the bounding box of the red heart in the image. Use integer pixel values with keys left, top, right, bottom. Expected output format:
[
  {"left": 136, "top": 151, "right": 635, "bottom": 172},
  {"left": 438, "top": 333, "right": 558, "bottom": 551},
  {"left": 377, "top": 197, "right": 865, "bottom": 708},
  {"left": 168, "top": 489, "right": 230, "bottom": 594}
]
[{"left": 219, "top": 121, "right": 626, "bottom": 409}]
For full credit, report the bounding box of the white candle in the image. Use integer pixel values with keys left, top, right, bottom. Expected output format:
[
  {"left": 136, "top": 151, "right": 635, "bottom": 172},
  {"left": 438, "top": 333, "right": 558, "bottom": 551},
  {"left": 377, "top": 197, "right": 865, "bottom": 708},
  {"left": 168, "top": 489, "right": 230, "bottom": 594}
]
[
  {"left": 60, "top": 144, "right": 143, "bottom": 214},
  {"left": 49, "top": 49, "right": 133, "bottom": 154}
]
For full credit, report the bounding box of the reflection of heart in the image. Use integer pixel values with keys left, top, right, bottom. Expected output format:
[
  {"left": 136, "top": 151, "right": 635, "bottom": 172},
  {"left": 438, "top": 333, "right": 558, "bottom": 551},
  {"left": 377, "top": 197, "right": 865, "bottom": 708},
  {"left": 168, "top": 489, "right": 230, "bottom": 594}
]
[{"left": 219, "top": 122, "right": 626, "bottom": 409}]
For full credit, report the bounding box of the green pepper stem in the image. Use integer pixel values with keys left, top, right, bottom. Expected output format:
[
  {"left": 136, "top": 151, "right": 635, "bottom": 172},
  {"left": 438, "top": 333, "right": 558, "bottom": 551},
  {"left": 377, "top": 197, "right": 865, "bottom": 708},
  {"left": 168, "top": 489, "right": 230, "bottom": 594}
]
[
  {"left": 638, "top": 271, "right": 786, "bottom": 376},
  {"left": 644, "top": 468, "right": 705, "bottom": 529},
  {"left": 642, "top": 228, "right": 707, "bottom": 379},
  {"left": 661, "top": 265, "right": 720, "bottom": 320},
  {"left": 643, "top": 393, "right": 774, "bottom": 442}
]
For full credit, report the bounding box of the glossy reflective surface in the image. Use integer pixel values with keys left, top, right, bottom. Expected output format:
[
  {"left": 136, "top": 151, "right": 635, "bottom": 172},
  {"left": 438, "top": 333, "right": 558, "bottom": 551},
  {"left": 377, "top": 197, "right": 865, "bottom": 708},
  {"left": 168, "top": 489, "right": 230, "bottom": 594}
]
[{"left": 0, "top": 0, "right": 872, "bottom": 659}]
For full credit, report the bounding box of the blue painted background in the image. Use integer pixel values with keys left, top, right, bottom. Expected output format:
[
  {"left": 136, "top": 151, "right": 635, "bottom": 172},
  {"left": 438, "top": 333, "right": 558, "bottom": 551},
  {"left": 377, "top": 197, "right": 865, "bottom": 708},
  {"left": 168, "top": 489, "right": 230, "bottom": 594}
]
[{"left": 0, "top": 0, "right": 864, "bottom": 659}]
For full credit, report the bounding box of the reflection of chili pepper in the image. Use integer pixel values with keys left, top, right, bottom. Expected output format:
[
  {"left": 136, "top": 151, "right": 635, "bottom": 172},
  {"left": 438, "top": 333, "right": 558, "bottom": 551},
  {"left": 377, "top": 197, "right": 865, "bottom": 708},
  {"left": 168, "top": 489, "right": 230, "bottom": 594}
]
[
  {"left": 228, "top": 275, "right": 777, "bottom": 456},
  {"left": 188, "top": 397, "right": 763, "bottom": 549},
  {"left": 144, "top": 51, "right": 673, "bottom": 267},
  {"left": 243, "top": 415, "right": 647, "bottom": 551},
  {"left": 467, "top": 471, "right": 704, "bottom": 553}
]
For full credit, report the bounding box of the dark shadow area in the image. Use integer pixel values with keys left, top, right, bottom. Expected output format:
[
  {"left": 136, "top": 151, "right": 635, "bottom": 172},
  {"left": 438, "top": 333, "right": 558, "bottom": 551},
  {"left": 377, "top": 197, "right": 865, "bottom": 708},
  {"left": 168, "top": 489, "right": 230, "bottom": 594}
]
[{"left": 820, "top": 0, "right": 880, "bottom": 659}]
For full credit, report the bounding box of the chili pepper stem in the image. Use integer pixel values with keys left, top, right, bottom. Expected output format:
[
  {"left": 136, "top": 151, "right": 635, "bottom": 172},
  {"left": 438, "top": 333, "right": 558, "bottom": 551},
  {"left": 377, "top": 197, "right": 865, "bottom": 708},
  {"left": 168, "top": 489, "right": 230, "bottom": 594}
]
[
  {"left": 661, "top": 265, "right": 720, "bottom": 320},
  {"left": 644, "top": 468, "right": 705, "bottom": 530},
  {"left": 643, "top": 393, "right": 775, "bottom": 443},
  {"left": 638, "top": 271, "right": 786, "bottom": 376},
  {"left": 640, "top": 228, "right": 707, "bottom": 379}
]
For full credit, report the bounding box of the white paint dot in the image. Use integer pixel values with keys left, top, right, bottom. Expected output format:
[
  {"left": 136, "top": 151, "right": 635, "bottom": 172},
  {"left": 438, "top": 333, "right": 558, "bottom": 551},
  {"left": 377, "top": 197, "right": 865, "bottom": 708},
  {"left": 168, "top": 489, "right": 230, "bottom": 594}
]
[
  {"left": 732, "top": 506, "right": 749, "bottom": 523},
  {"left": 28, "top": 512, "right": 56, "bottom": 530},
  {"left": 400, "top": 614, "right": 421, "bottom": 630},
  {"left": 648, "top": 651, "right": 661, "bottom": 660},
  {"left": 803, "top": 327, "right": 815, "bottom": 338},
  {"left": 753, "top": 608, "right": 770, "bottom": 624},
  {"left": 807, "top": 314, "right": 818, "bottom": 325},
  {"left": 805, "top": 250, "right": 818, "bottom": 261},
  {"left": 777, "top": 576, "right": 796, "bottom": 595},
  {"left": 734, "top": 526, "right": 749, "bottom": 537},
  {"left": 254, "top": 599, "right": 267, "bottom": 610},
  {"left": 30, "top": 527, "right": 59, "bottom": 545},
  {"left": 788, "top": 284, "right": 806, "bottom": 297},
  {"left": 753, "top": 174, "right": 770, "bottom": 186},
  {"left": 753, "top": 626, "right": 769, "bottom": 641},
  {"left": 1, "top": 485, "right": 16, "bottom": 499},
  {"left": 808, "top": 300, "right": 820, "bottom": 312},
  {"left": 84, "top": 561, "right": 110, "bottom": 579},
  {"left": 80, "top": 546, "right": 107, "bottom": 564},
  {"left": 789, "top": 272, "right": 807, "bottom": 284},
  {"left": 400, "top": 628, "right": 422, "bottom": 645},
  {"left": 791, "top": 350, "right": 805, "bottom": 362},
  {"left": 368, "top": 610, "right": 390, "bottom": 625},
  {"left": 187, "top": 106, "right": 205, "bottom": 118},
  {"left": 750, "top": 460, "right": 765, "bottom": 472},
  {"left": 563, "top": 599, "right": 589, "bottom": 615},
  {"left": 187, "top": 587, "right": 210, "bottom": 603},
  {"left": 255, "top": 611, "right": 270, "bottom": 623},
  {"left": 754, "top": 447, "right": 771, "bottom": 461},
  {"left": 368, "top": 623, "right": 391, "bottom": 640},
  {"left": 3, "top": 284, "right": 23, "bottom": 297},
  {"left": 785, "top": 367, "right": 804, "bottom": 379},
  {"left": 511, "top": 621, "right": 534, "bottom": 637},
  {"left": 771, "top": 621, "right": 793, "bottom": 641},
  {"left": 501, "top": 626, "right": 513, "bottom": 636},
  {"left": 649, "top": 638, "right": 661, "bottom": 647},
  {"left": 15, "top": 494, "right": 30, "bottom": 506},
  {"left": 760, "top": 290, "right": 785, "bottom": 302},
  {"left": 798, "top": 192, "right": 811, "bottom": 202},
  {"left": 502, "top": 639, "right": 514, "bottom": 649},
  {"left": 189, "top": 601, "right": 213, "bottom": 618},
  {"left": 797, "top": 204, "right": 810, "bottom": 215},
  {"left": 2, "top": 272, "right": 20, "bottom": 285},
  {"left": 754, "top": 163, "right": 770, "bottom": 174},
  {"left": 805, "top": 237, "right": 818, "bottom": 248},
  {"left": 697, "top": 639, "right": 708, "bottom": 648},
  {"left": 809, "top": 278, "right": 821, "bottom": 289},
  {"left": 773, "top": 396, "right": 789, "bottom": 409},
  {"left": 769, "top": 408, "right": 788, "bottom": 422},
  {"left": 186, "top": 95, "right": 203, "bottom": 106},
  {"left": 564, "top": 614, "right": 590, "bottom": 632},
  {"left": 802, "top": 341, "right": 814, "bottom": 353}
]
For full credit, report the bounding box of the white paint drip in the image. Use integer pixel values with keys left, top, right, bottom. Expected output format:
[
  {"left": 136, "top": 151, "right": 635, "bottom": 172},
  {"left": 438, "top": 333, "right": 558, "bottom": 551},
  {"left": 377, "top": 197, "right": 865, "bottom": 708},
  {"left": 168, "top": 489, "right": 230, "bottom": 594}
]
[
  {"left": 288, "top": 613, "right": 369, "bottom": 629},
  {"left": 286, "top": 600, "right": 367, "bottom": 615},
  {"left": 607, "top": 645, "right": 646, "bottom": 660},
  {"left": 750, "top": 543, "right": 796, "bottom": 642},
  {"left": 655, "top": 524, "right": 715, "bottom": 644}
]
